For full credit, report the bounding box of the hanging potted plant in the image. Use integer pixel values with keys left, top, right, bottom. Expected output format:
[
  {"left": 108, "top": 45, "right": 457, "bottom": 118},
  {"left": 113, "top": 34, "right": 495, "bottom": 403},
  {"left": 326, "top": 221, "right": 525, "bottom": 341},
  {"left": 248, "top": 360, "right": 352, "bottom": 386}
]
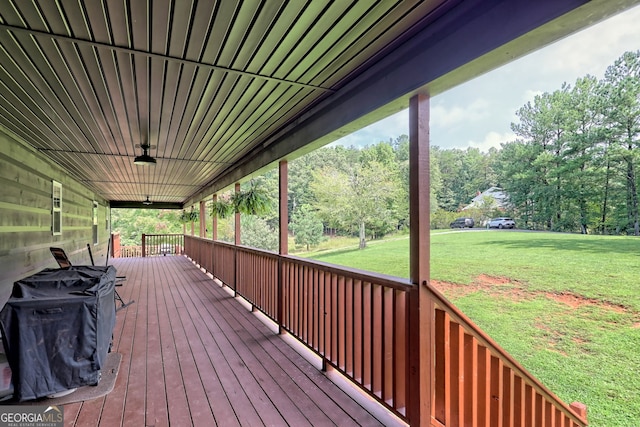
[
  {"left": 232, "top": 182, "right": 272, "bottom": 215},
  {"left": 211, "top": 198, "right": 233, "bottom": 219},
  {"left": 179, "top": 208, "right": 199, "bottom": 223}
]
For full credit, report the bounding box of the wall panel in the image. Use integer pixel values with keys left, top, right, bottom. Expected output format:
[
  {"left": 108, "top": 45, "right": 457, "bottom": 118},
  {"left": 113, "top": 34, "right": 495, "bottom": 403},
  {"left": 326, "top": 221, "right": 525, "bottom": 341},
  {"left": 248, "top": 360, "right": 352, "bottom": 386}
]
[{"left": 0, "top": 129, "right": 110, "bottom": 304}]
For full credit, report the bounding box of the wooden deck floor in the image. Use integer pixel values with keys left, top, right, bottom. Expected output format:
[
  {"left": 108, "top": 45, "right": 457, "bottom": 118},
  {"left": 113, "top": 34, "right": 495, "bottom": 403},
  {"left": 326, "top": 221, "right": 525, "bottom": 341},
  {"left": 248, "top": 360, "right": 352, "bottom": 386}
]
[{"left": 63, "top": 255, "right": 398, "bottom": 426}]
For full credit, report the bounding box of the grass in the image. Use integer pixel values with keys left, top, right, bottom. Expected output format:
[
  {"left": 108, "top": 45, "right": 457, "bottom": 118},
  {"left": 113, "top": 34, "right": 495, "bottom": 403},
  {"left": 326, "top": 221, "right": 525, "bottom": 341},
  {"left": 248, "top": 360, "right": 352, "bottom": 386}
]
[{"left": 305, "top": 230, "right": 640, "bottom": 427}]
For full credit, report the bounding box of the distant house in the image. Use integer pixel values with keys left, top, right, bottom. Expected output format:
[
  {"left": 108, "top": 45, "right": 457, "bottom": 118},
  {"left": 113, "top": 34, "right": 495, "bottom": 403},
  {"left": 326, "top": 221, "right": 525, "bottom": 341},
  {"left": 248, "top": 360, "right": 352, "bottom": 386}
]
[{"left": 462, "top": 186, "right": 510, "bottom": 211}]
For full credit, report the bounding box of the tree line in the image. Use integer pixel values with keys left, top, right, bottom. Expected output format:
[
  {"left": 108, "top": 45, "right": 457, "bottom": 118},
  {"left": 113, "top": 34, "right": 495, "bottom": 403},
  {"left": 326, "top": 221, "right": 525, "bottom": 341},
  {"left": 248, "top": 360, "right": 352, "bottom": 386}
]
[{"left": 500, "top": 50, "right": 640, "bottom": 234}]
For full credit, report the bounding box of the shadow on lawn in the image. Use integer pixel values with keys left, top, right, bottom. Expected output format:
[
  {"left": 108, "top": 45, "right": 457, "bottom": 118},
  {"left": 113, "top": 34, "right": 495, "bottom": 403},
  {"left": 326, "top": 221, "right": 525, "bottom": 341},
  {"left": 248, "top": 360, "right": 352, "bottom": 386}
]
[{"left": 482, "top": 234, "right": 640, "bottom": 256}]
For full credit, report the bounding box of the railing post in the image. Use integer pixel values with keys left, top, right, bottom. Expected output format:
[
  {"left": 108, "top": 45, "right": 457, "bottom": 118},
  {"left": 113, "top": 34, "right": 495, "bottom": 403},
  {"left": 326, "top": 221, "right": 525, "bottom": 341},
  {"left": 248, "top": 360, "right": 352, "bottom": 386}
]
[
  {"left": 407, "top": 93, "right": 432, "bottom": 426},
  {"left": 570, "top": 402, "right": 588, "bottom": 422},
  {"left": 142, "top": 233, "right": 146, "bottom": 257}
]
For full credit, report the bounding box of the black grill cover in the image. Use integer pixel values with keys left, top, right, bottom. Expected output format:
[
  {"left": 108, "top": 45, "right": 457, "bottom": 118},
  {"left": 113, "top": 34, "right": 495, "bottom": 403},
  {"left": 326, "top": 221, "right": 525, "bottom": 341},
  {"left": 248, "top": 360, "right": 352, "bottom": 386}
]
[{"left": 0, "top": 266, "right": 116, "bottom": 401}]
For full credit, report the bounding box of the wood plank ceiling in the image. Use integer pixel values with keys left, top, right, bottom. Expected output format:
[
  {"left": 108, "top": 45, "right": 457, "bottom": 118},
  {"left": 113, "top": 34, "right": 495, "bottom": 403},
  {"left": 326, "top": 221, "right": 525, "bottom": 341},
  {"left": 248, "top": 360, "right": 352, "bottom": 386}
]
[
  {"left": 0, "top": 0, "right": 445, "bottom": 206},
  {"left": 0, "top": 0, "right": 638, "bottom": 207}
]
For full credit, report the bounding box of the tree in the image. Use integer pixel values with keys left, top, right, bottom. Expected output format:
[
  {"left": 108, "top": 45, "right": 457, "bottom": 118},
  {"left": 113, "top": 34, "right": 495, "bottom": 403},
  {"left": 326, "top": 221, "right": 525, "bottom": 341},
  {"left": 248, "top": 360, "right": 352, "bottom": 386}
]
[
  {"left": 311, "top": 159, "right": 400, "bottom": 249},
  {"left": 601, "top": 50, "right": 640, "bottom": 235},
  {"left": 111, "top": 208, "right": 183, "bottom": 246},
  {"left": 288, "top": 147, "right": 354, "bottom": 218},
  {"left": 240, "top": 215, "right": 278, "bottom": 251},
  {"left": 563, "top": 75, "right": 605, "bottom": 234},
  {"left": 507, "top": 87, "right": 573, "bottom": 230},
  {"left": 289, "top": 204, "right": 324, "bottom": 250},
  {"left": 496, "top": 140, "right": 539, "bottom": 229}
]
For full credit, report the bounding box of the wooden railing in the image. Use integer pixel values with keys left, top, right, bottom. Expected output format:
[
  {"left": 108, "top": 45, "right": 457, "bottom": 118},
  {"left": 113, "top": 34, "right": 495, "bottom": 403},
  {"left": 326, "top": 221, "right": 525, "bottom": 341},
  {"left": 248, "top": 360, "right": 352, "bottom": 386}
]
[
  {"left": 118, "top": 245, "right": 142, "bottom": 258},
  {"left": 141, "top": 234, "right": 184, "bottom": 257},
  {"left": 281, "top": 255, "right": 410, "bottom": 415},
  {"left": 182, "top": 235, "right": 588, "bottom": 426},
  {"left": 430, "top": 292, "right": 588, "bottom": 427}
]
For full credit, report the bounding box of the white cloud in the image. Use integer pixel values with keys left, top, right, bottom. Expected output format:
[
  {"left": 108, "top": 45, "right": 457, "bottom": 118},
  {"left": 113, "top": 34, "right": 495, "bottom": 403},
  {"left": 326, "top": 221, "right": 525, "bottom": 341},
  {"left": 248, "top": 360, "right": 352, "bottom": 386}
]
[
  {"left": 522, "top": 89, "right": 543, "bottom": 103},
  {"left": 467, "top": 131, "right": 517, "bottom": 152},
  {"left": 431, "top": 98, "right": 490, "bottom": 127},
  {"left": 336, "top": 5, "right": 640, "bottom": 152},
  {"left": 331, "top": 110, "right": 409, "bottom": 148},
  {"left": 536, "top": 5, "right": 640, "bottom": 77}
]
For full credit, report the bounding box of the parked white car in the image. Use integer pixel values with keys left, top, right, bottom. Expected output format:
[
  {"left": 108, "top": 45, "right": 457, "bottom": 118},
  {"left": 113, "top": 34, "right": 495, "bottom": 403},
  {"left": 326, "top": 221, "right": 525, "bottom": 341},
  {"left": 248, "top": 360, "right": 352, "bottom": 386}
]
[{"left": 488, "top": 217, "right": 515, "bottom": 229}]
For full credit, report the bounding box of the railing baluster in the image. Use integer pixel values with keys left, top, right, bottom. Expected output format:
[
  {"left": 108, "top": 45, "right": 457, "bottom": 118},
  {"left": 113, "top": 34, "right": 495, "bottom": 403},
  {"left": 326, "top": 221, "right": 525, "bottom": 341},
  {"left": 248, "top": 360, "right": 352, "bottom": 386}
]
[
  {"left": 338, "top": 275, "right": 345, "bottom": 371},
  {"left": 363, "top": 281, "right": 372, "bottom": 390},
  {"left": 346, "top": 277, "right": 354, "bottom": 377},
  {"left": 395, "top": 290, "right": 406, "bottom": 415},
  {"left": 536, "top": 392, "right": 544, "bottom": 426},
  {"left": 526, "top": 384, "right": 534, "bottom": 426},
  {"left": 382, "top": 286, "right": 393, "bottom": 405},
  {"left": 490, "top": 356, "right": 502, "bottom": 427},
  {"left": 464, "top": 333, "right": 475, "bottom": 424},
  {"left": 450, "top": 320, "right": 461, "bottom": 425},
  {"left": 503, "top": 364, "right": 513, "bottom": 426},
  {"left": 353, "top": 279, "right": 362, "bottom": 383},
  {"left": 480, "top": 346, "right": 491, "bottom": 426},
  {"left": 372, "top": 284, "right": 381, "bottom": 398}
]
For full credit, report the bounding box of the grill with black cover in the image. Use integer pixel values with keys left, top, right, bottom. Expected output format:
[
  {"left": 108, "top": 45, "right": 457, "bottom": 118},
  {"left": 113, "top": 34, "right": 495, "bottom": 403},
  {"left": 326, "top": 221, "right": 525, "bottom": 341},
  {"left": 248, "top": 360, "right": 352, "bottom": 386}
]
[{"left": 0, "top": 266, "right": 116, "bottom": 401}]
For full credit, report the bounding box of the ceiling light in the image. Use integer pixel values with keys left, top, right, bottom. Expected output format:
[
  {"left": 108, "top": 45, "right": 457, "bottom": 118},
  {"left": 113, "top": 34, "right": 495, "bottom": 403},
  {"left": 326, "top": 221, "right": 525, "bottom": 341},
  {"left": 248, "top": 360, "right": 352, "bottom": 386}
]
[
  {"left": 142, "top": 196, "right": 152, "bottom": 205},
  {"left": 134, "top": 144, "right": 156, "bottom": 166}
]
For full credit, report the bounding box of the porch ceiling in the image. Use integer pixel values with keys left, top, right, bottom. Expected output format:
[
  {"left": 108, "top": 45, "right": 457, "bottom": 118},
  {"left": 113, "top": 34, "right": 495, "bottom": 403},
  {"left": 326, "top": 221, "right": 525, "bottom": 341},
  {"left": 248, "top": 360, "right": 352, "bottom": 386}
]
[{"left": 0, "top": 0, "right": 637, "bottom": 208}]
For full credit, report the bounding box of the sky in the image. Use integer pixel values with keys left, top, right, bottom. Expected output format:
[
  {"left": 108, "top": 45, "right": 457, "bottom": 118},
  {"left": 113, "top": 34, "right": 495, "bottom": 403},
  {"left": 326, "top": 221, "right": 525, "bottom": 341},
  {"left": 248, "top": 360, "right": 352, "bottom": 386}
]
[{"left": 334, "top": 4, "right": 640, "bottom": 152}]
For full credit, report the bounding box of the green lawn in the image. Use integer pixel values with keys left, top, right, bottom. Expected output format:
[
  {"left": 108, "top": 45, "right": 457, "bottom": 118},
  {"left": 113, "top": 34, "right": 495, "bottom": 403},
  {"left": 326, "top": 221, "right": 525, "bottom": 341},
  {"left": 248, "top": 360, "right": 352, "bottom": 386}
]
[{"left": 306, "top": 230, "right": 640, "bottom": 427}]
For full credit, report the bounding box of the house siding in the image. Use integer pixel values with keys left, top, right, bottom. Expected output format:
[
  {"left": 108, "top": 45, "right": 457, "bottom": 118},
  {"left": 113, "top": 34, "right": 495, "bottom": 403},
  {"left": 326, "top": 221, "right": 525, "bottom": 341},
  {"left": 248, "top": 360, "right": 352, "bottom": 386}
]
[{"left": 0, "top": 128, "right": 109, "bottom": 305}]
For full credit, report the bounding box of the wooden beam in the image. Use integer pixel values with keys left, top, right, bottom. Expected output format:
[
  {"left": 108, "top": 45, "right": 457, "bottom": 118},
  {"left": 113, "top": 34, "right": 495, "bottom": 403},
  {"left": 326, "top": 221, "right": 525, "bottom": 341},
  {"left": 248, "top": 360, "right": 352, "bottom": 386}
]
[
  {"left": 278, "top": 160, "right": 288, "bottom": 334},
  {"left": 109, "top": 201, "right": 182, "bottom": 209},
  {"left": 212, "top": 194, "right": 218, "bottom": 241},
  {"left": 407, "top": 93, "right": 432, "bottom": 425},
  {"left": 235, "top": 183, "right": 241, "bottom": 246},
  {"left": 199, "top": 200, "right": 206, "bottom": 238},
  {"left": 279, "top": 160, "right": 288, "bottom": 256}
]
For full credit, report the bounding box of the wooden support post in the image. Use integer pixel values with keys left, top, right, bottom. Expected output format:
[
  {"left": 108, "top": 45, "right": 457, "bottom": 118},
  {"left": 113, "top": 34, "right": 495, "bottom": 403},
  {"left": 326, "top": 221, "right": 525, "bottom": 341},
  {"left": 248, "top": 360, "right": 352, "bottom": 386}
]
[
  {"left": 279, "top": 160, "right": 288, "bottom": 256},
  {"left": 199, "top": 200, "right": 206, "bottom": 238},
  {"left": 278, "top": 160, "right": 288, "bottom": 334},
  {"left": 141, "top": 233, "right": 146, "bottom": 258},
  {"left": 212, "top": 194, "right": 218, "bottom": 241},
  {"left": 234, "top": 183, "right": 241, "bottom": 297},
  {"left": 235, "top": 183, "right": 241, "bottom": 246},
  {"left": 407, "top": 93, "right": 433, "bottom": 426},
  {"left": 211, "top": 194, "right": 218, "bottom": 279}
]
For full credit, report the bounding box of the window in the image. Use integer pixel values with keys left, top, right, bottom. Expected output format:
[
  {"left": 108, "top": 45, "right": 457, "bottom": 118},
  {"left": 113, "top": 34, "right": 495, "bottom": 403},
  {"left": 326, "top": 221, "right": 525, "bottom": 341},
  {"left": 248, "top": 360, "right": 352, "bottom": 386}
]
[
  {"left": 52, "top": 181, "right": 62, "bottom": 235},
  {"left": 92, "top": 201, "right": 99, "bottom": 245}
]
